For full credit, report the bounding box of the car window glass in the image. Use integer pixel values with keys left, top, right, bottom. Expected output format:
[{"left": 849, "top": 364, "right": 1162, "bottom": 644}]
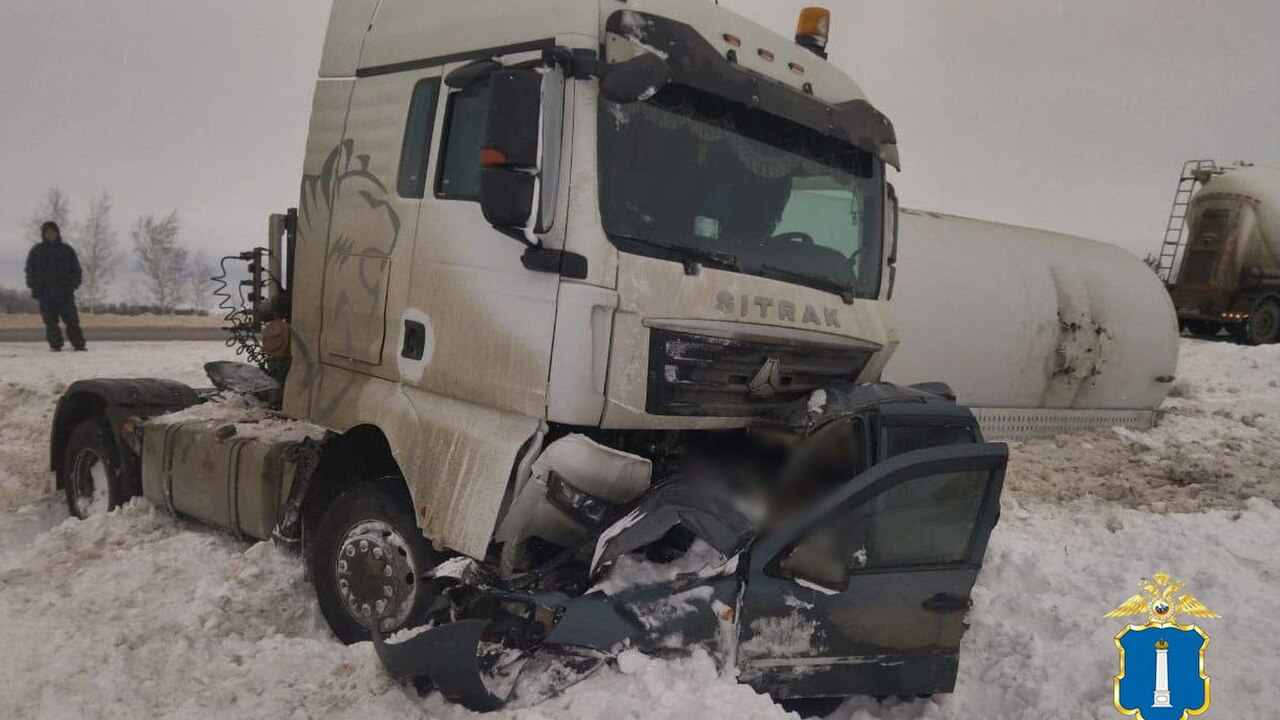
[
  {"left": 883, "top": 424, "right": 975, "bottom": 459},
  {"left": 779, "top": 468, "right": 989, "bottom": 583}
]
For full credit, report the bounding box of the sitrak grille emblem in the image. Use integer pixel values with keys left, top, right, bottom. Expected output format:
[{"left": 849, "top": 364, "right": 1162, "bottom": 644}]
[{"left": 748, "top": 358, "right": 783, "bottom": 399}]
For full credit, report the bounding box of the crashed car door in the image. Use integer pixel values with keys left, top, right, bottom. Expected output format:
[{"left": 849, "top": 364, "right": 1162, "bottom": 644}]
[{"left": 737, "top": 443, "right": 1007, "bottom": 700}]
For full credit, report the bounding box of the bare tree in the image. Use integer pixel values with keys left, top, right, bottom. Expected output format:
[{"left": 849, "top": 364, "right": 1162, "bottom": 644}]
[
  {"left": 26, "top": 186, "right": 72, "bottom": 243},
  {"left": 184, "top": 251, "right": 218, "bottom": 312},
  {"left": 75, "top": 193, "right": 120, "bottom": 312},
  {"left": 132, "top": 211, "right": 187, "bottom": 313}
]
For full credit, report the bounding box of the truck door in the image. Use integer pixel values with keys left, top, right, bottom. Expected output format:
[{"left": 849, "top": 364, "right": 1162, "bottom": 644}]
[
  {"left": 400, "top": 53, "right": 571, "bottom": 418},
  {"left": 737, "top": 443, "right": 1007, "bottom": 700}
]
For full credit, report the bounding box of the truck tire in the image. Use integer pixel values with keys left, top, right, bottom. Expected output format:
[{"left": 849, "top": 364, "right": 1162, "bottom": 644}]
[
  {"left": 1183, "top": 320, "right": 1222, "bottom": 338},
  {"left": 309, "top": 480, "right": 443, "bottom": 645},
  {"left": 1242, "top": 300, "right": 1280, "bottom": 345},
  {"left": 62, "top": 417, "right": 125, "bottom": 519}
]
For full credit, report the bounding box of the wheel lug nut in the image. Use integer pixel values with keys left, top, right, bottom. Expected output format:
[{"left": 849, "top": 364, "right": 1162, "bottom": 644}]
[
  {"left": 359, "top": 540, "right": 369, "bottom": 553},
  {"left": 344, "top": 545, "right": 355, "bottom": 557},
  {"left": 383, "top": 565, "right": 393, "bottom": 577},
  {"left": 373, "top": 547, "right": 383, "bottom": 559},
  {"left": 376, "top": 599, "right": 386, "bottom": 613},
  {"left": 337, "top": 560, "right": 347, "bottom": 573},
  {"left": 383, "top": 585, "right": 393, "bottom": 597},
  {"left": 361, "top": 604, "right": 371, "bottom": 615}
]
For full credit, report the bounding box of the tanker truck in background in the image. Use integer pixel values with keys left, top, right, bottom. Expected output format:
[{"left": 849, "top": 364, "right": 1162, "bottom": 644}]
[{"left": 1156, "top": 161, "right": 1280, "bottom": 345}]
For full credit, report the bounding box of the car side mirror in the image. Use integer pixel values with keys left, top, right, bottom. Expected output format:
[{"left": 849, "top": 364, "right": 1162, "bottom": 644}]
[
  {"left": 480, "top": 67, "right": 566, "bottom": 243},
  {"left": 600, "top": 53, "right": 671, "bottom": 104}
]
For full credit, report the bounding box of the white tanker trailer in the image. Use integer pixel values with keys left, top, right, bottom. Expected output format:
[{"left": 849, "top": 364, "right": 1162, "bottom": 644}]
[{"left": 885, "top": 209, "right": 1180, "bottom": 442}]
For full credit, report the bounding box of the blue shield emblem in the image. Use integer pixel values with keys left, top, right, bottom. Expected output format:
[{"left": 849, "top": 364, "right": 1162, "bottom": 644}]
[{"left": 1114, "top": 625, "right": 1210, "bottom": 719}]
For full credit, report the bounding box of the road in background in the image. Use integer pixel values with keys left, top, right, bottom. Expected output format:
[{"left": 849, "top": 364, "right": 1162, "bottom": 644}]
[{"left": 0, "top": 327, "right": 228, "bottom": 343}]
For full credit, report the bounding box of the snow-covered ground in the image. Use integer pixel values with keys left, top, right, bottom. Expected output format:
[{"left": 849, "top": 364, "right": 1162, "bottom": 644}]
[{"left": 0, "top": 339, "right": 1277, "bottom": 720}]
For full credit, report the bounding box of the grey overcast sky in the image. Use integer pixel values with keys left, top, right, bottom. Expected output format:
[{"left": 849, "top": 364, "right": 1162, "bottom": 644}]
[{"left": 2, "top": 0, "right": 1278, "bottom": 289}]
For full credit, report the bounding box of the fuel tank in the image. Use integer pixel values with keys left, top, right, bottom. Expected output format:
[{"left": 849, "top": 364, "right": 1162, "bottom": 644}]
[{"left": 883, "top": 209, "right": 1179, "bottom": 441}]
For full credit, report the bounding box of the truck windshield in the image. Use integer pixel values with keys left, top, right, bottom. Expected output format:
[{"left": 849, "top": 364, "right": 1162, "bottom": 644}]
[{"left": 600, "top": 84, "right": 885, "bottom": 299}]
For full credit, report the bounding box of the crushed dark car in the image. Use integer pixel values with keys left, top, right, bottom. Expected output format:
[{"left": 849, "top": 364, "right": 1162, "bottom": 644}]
[{"left": 372, "top": 382, "right": 1008, "bottom": 711}]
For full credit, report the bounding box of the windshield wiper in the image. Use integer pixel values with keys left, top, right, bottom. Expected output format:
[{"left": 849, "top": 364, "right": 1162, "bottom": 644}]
[
  {"left": 757, "top": 264, "right": 857, "bottom": 304},
  {"left": 609, "top": 233, "right": 741, "bottom": 275}
]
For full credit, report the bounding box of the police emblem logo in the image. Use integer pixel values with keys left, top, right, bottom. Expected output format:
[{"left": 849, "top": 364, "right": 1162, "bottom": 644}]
[{"left": 1105, "top": 572, "right": 1220, "bottom": 719}]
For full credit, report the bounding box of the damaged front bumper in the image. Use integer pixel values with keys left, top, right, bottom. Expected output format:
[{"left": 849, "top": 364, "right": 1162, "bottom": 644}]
[{"left": 373, "top": 382, "right": 1008, "bottom": 711}]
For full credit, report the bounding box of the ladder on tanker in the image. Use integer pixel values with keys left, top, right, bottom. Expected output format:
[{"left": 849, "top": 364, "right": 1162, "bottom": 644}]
[{"left": 1155, "top": 159, "right": 1220, "bottom": 284}]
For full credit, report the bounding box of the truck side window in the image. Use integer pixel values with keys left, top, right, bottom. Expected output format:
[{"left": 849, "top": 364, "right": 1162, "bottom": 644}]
[
  {"left": 435, "top": 78, "right": 490, "bottom": 201},
  {"left": 398, "top": 78, "right": 442, "bottom": 199},
  {"left": 778, "top": 469, "right": 989, "bottom": 587}
]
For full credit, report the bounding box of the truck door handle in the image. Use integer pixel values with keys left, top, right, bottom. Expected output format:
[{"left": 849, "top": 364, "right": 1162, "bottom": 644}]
[
  {"left": 922, "top": 593, "right": 972, "bottom": 614},
  {"left": 402, "top": 320, "right": 426, "bottom": 361}
]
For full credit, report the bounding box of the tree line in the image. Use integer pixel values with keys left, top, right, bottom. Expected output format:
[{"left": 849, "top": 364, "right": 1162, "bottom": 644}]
[{"left": 20, "top": 185, "right": 216, "bottom": 313}]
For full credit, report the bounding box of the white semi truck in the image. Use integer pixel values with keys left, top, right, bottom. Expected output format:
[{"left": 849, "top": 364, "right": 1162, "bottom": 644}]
[{"left": 43, "top": 0, "right": 1172, "bottom": 710}]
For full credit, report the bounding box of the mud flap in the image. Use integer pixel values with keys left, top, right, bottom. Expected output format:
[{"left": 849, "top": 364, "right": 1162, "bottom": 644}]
[{"left": 372, "top": 620, "right": 504, "bottom": 712}]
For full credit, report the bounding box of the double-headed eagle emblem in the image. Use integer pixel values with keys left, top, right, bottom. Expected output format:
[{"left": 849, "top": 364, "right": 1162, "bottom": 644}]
[{"left": 1104, "top": 571, "right": 1220, "bottom": 626}]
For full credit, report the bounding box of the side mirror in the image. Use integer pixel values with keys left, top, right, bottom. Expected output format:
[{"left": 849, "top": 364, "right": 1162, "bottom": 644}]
[
  {"left": 886, "top": 182, "right": 899, "bottom": 301},
  {"left": 480, "top": 69, "right": 541, "bottom": 233},
  {"left": 600, "top": 53, "right": 671, "bottom": 104},
  {"left": 480, "top": 67, "right": 566, "bottom": 241}
]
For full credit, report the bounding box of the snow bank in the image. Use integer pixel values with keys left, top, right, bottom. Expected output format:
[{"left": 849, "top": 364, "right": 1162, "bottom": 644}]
[
  {"left": 1008, "top": 339, "right": 1280, "bottom": 512},
  {"left": 1, "top": 339, "right": 1278, "bottom": 720}
]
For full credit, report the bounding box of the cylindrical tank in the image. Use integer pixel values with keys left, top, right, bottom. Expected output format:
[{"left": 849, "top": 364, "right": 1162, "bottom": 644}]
[
  {"left": 1176, "top": 165, "right": 1280, "bottom": 292},
  {"left": 883, "top": 209, "right": 1180, "bottom": 441},
  {"left": 1193, "top": 165, "right": 1280, "bottom": 265}
]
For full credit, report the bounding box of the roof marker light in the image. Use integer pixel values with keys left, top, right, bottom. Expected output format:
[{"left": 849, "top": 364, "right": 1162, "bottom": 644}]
[
  {"left": 796, "top": 7, "right": 831, "bottom": 59},
  {"left": 757, "top": 48, "right": 775, "bottom": 62},
  {"left": 723, "top": 33, "right": 742, "bottom": 47}
]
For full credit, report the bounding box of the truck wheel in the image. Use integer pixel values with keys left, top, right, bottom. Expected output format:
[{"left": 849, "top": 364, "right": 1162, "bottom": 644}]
[
  {"left": 1183, "top": 320, "right": 1222, "bottom": 338},
  {"left": 62, "top": 418, "right": 124, "bottom": 519},
  {"left": 310, "top": 480, "right": 442, "bottom": 645},
  {"left": 1243, "top": 300, "right": 1280, "bottom": 345}
]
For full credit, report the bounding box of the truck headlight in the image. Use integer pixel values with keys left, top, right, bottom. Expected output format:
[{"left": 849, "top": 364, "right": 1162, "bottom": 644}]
[{"left": 546, "top": 472, "right": 615, "bottom": 527}]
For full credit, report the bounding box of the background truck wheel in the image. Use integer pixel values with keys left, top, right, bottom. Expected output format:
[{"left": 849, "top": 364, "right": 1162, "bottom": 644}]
[
  {"left": 1183, "top": 320, "right": 1223, "bottom": 338},
  {"left": 1242, "top": 300, "right": 1280, "bottom": 345},
  {"left": 62, "top": 418, "right": 124, "bottom": 519},
  {"left": 309, "top": 480, "right": 442, "bottom": 645}
]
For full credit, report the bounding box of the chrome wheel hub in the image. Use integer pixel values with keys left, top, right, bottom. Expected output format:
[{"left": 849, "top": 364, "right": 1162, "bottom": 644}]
[
  {"left": 71, "top": 449, "right": 110, "bottom": 517},
  {"left": 335, "top": 520, "right": 419, "bottom": 632}
]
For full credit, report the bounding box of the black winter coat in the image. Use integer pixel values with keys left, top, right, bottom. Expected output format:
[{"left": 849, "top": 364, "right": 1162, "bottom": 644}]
[{"left": 25, "top": 240, "right": 82, "bottom": 300}]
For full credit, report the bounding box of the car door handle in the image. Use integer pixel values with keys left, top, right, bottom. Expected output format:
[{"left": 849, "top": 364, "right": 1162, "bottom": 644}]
[{"left": 922, "top": 593, "right": 972, "bottom": 614}]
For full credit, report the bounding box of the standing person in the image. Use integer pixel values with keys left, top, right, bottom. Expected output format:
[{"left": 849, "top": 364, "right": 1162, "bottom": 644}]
[{"left": 25, "top": 221, "right": 87, "bottom": 352}]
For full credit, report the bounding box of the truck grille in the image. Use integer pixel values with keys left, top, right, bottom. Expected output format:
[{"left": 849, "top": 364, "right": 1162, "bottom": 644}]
[{"left": 646, "top": 327, "right": 875, "bottom": 417}]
